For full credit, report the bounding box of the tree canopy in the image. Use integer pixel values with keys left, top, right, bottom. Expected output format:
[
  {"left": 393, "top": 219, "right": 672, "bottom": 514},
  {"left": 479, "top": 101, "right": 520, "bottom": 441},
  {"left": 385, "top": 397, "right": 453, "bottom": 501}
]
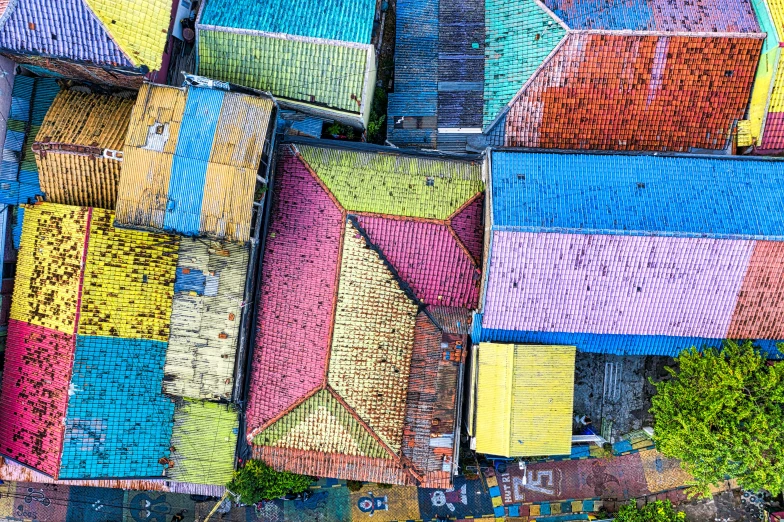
[
  {"left": 226, "top": 460, "right": 313, "bottom": 504},
  {"left": 650, "top": 340, "right": 784, "bottom": 496},
  {"left": 614, "top": 499, "right": 685, "bottom": 522}
]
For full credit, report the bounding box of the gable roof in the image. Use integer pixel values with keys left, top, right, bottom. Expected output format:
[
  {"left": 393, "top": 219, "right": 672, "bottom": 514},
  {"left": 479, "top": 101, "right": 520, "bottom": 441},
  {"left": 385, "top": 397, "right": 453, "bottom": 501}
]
[
  {"left": 0, "top": 0, "right": 171, "bottom": 71},
  {"left": 248, "top": 140, "right": 483, "bottom": 486},
  {"left": 543, "top": 0, "right": 759, "bottom": 31},
  {"left": 473, "top": 343, "right": 575, "bottom": 457},
  {"left": 196, "top": 1, "right": 376, "bottom": 121},
  {"left": 34, "top": 90, "right": 135, "bottom": 209},
  {"left": 115, "top": 83, "right": 275, "bottom": 242},
  {"left": 479, "top": 150, "right": 784, "bottom": 357},
  {"left": 756, "top": 0, "right": 784, "bottom": 151},
  {"left": 199, "top": 0, "right": 375, "bottom": 43},
  {"left": 490, "top": 151, "right": 784, "bottom": 239}
]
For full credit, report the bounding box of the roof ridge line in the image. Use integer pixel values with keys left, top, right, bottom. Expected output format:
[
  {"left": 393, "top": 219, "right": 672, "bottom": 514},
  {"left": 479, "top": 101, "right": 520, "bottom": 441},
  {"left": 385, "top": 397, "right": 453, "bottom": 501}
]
[
  {"left": 484, "top": 34, "right": 569, "bottom": 135},
  {"left": 352, "top": 210, "right": 445, "bottom": 226},
  {"left": 322, "top": 207, "right": 347, "bottom": 389},
  {"left": 325, "top": 386, "right": 402, "bottom": 462},
  {"left": 534, "top": 0, "right": 571, "bottom": 31},
  {"left": 447, "top": 192, "right": 484, "bottom": 266},
  {"left": 194, "top": 23, "right": 375, "bottom": 50},
  {"left": 79, "top": 0, "right": 137, "bottom": 68},
  {"left": 246, "top": 385, "right": 322, "bottom": 442},
  {"left": 567, "top": 28, "right": 767, "bottom": 38},
  {"left": 347, "top": 215, "right": 425, "bottom": 311},
  {"left": 291, "top": 144, "right": 346, "bottom": 213}
]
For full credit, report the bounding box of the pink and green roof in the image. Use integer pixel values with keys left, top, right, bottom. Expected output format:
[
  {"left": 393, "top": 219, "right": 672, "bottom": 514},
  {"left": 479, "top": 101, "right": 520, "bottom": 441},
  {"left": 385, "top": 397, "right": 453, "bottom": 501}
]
[{"left": 248, "top": 141, "right": 483, "bottom": 486}]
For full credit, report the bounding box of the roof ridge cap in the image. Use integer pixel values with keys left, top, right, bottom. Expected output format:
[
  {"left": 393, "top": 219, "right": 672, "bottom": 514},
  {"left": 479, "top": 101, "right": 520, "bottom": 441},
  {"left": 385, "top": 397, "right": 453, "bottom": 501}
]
[
  {"left": 79, "top": 0, "right": 137, "bottom": 68},
  {"left": 326, "top": 386, "right": 401, "bottom": 461}
]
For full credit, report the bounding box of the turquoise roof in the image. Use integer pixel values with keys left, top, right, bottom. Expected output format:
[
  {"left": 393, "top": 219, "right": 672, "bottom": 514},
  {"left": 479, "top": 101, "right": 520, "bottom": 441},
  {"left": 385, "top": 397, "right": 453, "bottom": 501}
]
[
  {"left": 199, "top": 0, "right": 376, "bottom": 44},
  {"left": 483, "top": 0, "right": 566, "bottom": 127}
]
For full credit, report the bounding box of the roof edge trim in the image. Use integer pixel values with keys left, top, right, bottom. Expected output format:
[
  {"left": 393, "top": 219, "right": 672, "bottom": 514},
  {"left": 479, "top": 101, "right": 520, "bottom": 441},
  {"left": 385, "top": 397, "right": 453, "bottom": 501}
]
[
  {"left": 490, "top": 225, "right": 784, "bottom": 242},
  {"left": 533, "top": 0, "right": 570, "bottom": 31},
  {"left": 567, "top": 29, "right": 767, "bottom": 38},
  {"left": 246, "top": 385, "right": 323, "bottom": 443},
  {"left": 325, "top": 386, "right": 402, "bottom": 461},
  {"left": 195, "top": 24, "right": 376, "bottom": 51},
  {"left": 483, "top": 34, "right": 569, "bottom": 134}
]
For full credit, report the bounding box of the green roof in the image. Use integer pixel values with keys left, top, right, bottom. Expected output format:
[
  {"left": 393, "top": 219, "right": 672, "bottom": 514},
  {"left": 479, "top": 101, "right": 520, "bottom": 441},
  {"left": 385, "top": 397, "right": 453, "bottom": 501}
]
[
  {"left": 253, "top": 390, "right": 391, "bottom": 459},
  {"left": 297, "top": 144, "right": 483, "bottom": 220},
  {"left": 168, "top": 401, "right": 238, "bottom": 485},
  {"left": 197, "top": 30, "right": 369, "bottom": 113},
  {"left": 483, "top": 0, "right": 566, "bottom": 127}
]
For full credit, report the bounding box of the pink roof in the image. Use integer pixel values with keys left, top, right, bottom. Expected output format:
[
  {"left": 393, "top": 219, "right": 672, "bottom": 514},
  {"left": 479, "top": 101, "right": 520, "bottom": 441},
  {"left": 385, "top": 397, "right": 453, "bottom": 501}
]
[
  {"left": 355, "top": 214, "right": 480, "bottom": 308},
  {"left": 450, "top": 193, "right": 484, "bottom": 264},
  {"left": 247, "top": 151, "right": 343, "bottom": 432},
  {"left": 0, "top": 320, "right": 75, "bottom": 477}
]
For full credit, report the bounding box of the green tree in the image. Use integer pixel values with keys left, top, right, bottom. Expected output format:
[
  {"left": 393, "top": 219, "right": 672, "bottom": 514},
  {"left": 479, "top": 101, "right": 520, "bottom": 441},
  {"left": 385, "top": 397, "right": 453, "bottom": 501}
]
[
  {"left": 226, "top": 460, "right": 313, "bottom": 504},
  {"left": 650, "top": 340, "right": 784, "bottom": 496},
  {"left": 614, "top": 500, "right": 685, "bottom": 522}
]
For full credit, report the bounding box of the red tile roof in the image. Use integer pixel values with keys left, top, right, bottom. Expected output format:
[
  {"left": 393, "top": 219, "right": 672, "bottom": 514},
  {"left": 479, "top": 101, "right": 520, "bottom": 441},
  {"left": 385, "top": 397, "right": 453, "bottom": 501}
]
[
  {"left": 504, "top": 34, "right": 762, "bottom": 151},
  {"left": 247, "top": 150, "right": 343, "bottom": 432},
  {"left": 0, "top": 320, "right": 75, "bottom": 477},
  {"left": 728, "top": 241, "right": 784, "bottom": 339}
]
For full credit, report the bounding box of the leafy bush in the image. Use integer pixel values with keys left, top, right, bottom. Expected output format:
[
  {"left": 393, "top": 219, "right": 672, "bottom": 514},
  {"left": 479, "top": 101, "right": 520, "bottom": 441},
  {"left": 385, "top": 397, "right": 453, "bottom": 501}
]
[
  {"left": 346, "top": 480, "right": 364, "bottom": 492},
  {"left": 650, "top": 340, "right": 784, "bottom": 496},
  {"left": 614, "top": 500, "right": 685, "bottom": 522},
  {"left": 226, "top": 460, "right": 312, "bottom": 504}
]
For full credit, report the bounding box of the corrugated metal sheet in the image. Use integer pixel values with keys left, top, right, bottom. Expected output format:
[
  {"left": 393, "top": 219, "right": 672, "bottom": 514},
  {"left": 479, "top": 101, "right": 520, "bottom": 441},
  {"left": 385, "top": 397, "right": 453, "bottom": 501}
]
[
  {"left": 115, "top": 147, "right": 174, "bottom": 230},
  {"left": 163, "top": 156, "right": 209, "bottom": 236},
  {"left": 474, "top": 343, "right": 575, "bottom": 457},
  {"left": 34, "top": 90, "right": 134, "bottom": 151},
  {"left": 165, "top": 240, "right": 248, "bottom": 400},
  {"left": 168, "top": 400, "right": 238, "bottom": 485},
  {"left": 474, "top": 343, "right": 512, "bottom": 456},
  {"left": 211, "top": 94, "right": 273, "bottom": 169},
  {"left": 117, "top": 84, "right": 274, "bottom": 242},
  {"left": 36, "top": 153, "right": 122, "bottom": 209},
  {"left": 175, "top": 88, "right": 224, "bottom": 161}
]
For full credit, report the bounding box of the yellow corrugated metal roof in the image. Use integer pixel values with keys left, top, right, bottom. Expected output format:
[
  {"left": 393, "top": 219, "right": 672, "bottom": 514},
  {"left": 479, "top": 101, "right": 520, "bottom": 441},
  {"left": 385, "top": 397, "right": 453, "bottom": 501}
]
[
  {"left": 35, "top": 90, "right": 134, "bottom": 151},
  {"left": 474, "top": 343, "right": 575, "bottom": 457},
  {"left": 124, "top": 83, "right": 186, "bottom": 153},
  {"left": 37, "top": 154, "right": 121, "bottom": 210},
  {"left": 474, "top": 343, "right": 513, "bottom": 456},
  {"left": 210, "top": 94, "right": 273, "bottom": 169}
]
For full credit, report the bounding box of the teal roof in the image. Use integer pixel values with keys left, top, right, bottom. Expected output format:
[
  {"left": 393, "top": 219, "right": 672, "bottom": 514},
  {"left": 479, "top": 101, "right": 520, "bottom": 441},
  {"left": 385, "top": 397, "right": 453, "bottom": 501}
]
[
  {"left": 199, "top": 0, "right": 376, "bottom": 44},
  {"left": 483, "top": 0, "right": 566, "bottom": 127}
]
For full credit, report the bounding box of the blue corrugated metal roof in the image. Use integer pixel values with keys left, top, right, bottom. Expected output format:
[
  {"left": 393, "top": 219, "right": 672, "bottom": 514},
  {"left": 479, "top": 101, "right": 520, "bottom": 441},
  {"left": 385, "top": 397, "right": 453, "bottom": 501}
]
[
  {"left": 491, "top": 152, "right": 784, "bottom": 239},
  {"left": 176, "top": 87, "right": 224, "bottom": 162},
  {"left": 475, "top": 326, "right": 784, "bottom": 359},
  {"left": 163, "top": 156, "right": 208, "bottom": 236},
  {"left": 199, "top": 0, "right": 376, "bottom": 44}
]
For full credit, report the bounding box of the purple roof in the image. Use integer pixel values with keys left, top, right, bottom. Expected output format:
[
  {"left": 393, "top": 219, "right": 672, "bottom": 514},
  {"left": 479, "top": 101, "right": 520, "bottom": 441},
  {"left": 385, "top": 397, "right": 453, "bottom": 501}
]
[
  {"left": 482, "top": 232, "right": 755, "bottom": 338},
  {"left": 0, "top": 0, "right": 133, "bottom": 67}
]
